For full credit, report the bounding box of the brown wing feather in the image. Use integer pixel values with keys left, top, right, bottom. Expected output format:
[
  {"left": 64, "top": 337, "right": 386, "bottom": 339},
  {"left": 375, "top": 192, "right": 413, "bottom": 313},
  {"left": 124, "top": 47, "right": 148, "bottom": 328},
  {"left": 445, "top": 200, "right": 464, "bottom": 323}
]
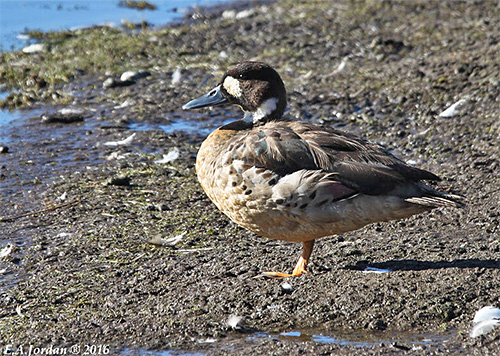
[{"left": 227, "top": 120, "right": 440, "bottom": 196}]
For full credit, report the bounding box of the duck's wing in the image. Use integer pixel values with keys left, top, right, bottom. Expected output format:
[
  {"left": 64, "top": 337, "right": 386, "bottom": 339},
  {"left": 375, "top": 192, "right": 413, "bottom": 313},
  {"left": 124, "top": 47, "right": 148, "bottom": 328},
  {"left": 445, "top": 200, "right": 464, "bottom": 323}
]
[
  {"left": 236, "top": 121, "right": 440, "bottom": 196},
  {"left": 291, "top": 122, "right": 441, "bottom": 195}
]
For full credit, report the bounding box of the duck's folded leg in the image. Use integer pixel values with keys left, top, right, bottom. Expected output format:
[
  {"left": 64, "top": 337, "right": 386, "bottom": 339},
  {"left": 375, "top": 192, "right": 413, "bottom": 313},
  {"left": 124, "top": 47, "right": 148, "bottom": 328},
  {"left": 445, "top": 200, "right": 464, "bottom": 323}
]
[{"left": 258, "top": 240, "right": 315, "bottom": 279}]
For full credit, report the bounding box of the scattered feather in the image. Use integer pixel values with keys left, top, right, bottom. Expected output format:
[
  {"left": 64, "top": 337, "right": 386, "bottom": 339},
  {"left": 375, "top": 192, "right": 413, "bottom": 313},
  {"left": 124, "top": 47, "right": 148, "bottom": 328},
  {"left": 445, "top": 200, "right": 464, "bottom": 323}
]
[
  {"left": 106, "top": 152, "right": 131, "bottom": 160},
  {"left": 196, "top": 338, "right": 217, "bottom": 344},
  {"left": 471, "top": 320, "right": 500, "bottom": 338},
  {"left": 0, "top": 244, "right": 13, "bottom": 259},
  {"left": 155, "top": 148, "right": 180, "bottom": 163},
  {"left": 302, "top": 70, "right": 313, "bottom": 79},
  {"left": 333, "top": 58, "right": 348, "bottom": 74},
  {"left": 55, "top": 232, "right": 72, "bottom": 238},
  {"left": 104, "top": 133, "right": 136, "bottom": 147},
  {"left": 470, "top": 306, "right": 500, "bottom": 337},
  {"left": 149, "top": 232, "right": 185, "bottom": 247},
  {"left": 227, "top": 315, "right": 245, "bottom": 329},
  {"left": 171, "top": 68, "right": 182, "bottom": 85},
  {"left": 58, "top": 191, "right": 68, "bottom": 201},
  {"left": 473, "top": 306, "right": 500, "bottom": 324},
  {"left": 439, "top": 99, "right": 466, "bottom": 118},
  {"left": 16, "top": 305, "right": 23, "bottom": 317},
  {"left": 114, "top": 99, "right": 134, "bottom": 109}
]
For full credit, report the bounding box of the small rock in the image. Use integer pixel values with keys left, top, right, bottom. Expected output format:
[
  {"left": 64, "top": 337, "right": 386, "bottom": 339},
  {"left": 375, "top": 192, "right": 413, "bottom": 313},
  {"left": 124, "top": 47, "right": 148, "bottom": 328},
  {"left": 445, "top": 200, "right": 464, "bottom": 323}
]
[
  {"left": 22, "top": 43, "right": 46, "bottom": 54},
  {"left": 41, "top": 108, "right": 85, "bottom": 124},
  {"left": 107, "top": 176, "right": 131, "bottom": 186},
  {"left": 222, "top": 10, "right": 237, "bottom": 19},
  {"left": 281, "top": 281, "right": 294, "bottom": 294},
  {"left": 120, "top": 70, "right": 150, "bottom": 82},
  {"left": 0, "top": 146, "right": 8, "bottom": 154},
  {"left": 369, "top": 319, "right": 388, "bottom": 331},
  {"left": 103, "top": 77, "right": 135, "bottom": 89},
  {"left": 223, "top": 9, "right": 254, "bottom": 19},
  {"left": 153, "top": 203, "right": 169, "bottom": 212}
]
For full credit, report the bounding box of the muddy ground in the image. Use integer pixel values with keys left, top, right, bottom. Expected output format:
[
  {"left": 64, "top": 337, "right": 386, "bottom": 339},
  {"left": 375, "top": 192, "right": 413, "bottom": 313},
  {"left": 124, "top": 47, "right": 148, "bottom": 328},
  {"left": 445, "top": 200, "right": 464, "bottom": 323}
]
[{"left": 1, "top": 0, "right": 499, "bottom": 354}]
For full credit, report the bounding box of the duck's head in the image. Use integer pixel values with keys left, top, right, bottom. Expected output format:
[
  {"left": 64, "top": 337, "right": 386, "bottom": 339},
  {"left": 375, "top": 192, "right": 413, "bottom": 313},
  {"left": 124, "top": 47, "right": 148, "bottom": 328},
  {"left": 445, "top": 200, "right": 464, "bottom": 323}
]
[{"left": 182, "top": 61, "right": 287, "bottom": 124}]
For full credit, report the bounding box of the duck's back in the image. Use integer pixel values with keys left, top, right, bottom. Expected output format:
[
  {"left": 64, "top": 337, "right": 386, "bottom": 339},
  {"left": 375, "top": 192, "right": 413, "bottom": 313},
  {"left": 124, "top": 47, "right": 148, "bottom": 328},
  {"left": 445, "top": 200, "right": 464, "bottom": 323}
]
[{"left": 196, "top": 120, "right": 458, "bottom": 242}]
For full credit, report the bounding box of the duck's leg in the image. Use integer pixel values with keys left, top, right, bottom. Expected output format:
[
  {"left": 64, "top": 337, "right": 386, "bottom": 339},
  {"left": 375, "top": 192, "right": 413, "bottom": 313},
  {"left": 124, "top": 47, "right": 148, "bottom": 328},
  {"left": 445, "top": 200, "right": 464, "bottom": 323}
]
[{"left": 259, "top": 240, "right": 315, "bottom": 279}]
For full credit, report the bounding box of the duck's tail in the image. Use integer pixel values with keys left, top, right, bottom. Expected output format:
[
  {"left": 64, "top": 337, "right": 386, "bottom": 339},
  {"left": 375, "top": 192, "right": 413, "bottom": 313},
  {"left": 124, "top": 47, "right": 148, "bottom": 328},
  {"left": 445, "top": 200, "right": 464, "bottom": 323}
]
[{"left": 405, "top": 185, "right": 464, "bottom": 208}]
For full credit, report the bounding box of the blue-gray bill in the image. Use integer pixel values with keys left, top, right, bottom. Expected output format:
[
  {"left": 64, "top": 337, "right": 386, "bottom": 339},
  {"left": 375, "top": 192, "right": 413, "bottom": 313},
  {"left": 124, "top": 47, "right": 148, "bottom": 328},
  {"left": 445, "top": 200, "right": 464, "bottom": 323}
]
[{"left": 182, "top": 85, "right": 228, "bottom": 110}]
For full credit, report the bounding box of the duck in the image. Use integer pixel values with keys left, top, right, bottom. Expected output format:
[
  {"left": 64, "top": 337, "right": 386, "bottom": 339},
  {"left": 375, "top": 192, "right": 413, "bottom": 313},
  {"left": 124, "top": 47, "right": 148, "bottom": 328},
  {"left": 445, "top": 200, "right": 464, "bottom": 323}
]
[{"left": 182, "top": 61, "right": 462, "bottom": 278}]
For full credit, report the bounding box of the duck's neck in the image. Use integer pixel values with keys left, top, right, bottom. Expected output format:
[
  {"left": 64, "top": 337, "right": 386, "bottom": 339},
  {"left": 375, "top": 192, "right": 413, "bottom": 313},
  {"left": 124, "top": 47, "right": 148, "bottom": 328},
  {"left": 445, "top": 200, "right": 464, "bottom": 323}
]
[{"left": 243, "top": 97, "right": 283, "bottom": 125}]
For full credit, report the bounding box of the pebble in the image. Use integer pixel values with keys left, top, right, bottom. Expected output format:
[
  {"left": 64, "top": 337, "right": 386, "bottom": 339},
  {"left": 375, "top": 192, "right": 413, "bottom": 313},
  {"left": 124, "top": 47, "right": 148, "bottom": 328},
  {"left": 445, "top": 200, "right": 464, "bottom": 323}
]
[
  {"left": 102, "top": 77, "right": 135, "bottom": 89},
  {"left": 281, "top": 281, "right": 294, "bottom": 294},
  {"left": 0, "top": 146, "right": 8, "bottom": 154},
  {"left": 22, "top": 43, "right": 46, "bottom": 54},
  {"left": 41, "top": 108, "right": 85, "bottom": 124},
  {"left": 107, "top": 176, "right": 131, "bottom": 186},
  {"left": 120, "top": 70, "right": 150, "bottom": 82}
]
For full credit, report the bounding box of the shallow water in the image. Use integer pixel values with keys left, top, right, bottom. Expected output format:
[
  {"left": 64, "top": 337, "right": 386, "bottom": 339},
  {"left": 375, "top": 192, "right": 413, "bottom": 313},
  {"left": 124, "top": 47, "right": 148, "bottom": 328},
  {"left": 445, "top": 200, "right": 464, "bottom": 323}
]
[
  {"left": 129, "top": 116, "right": 235, "bottom": 135},
  {"left": 119, "top": 328, "right": 456, "bottom": 355},
  {"left": 0, "top": 0, "right": 229, "bottom": 51}
]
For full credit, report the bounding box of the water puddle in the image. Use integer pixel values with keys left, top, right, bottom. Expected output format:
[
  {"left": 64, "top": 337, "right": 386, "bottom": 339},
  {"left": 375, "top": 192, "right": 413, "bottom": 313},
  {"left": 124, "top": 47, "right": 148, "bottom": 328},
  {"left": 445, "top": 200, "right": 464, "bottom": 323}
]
[
  {"left": 121, "top": 349, "right": 203, "bottom": 356},
  {"left": 245, "top": 328, "right": 452, "bottom": 347},
  {"left": 121, "top": 328, "right": 456, "bottom": 355},
  {"left": 129, "top": 117, "right": 235, "bottom": 135}
]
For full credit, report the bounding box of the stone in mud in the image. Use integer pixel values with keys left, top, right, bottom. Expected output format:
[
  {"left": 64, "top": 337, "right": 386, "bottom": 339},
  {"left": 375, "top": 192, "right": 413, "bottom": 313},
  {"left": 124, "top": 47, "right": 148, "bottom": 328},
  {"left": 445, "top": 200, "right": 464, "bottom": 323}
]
[
  {"left": 103, "top": 77, "right": 135, "bottom": 89},
  {"left": 41, "top": 108, "right": 85, "bottom": 124},
  {"left": 120, "top": 70, "right": 151, "bottom": 82},
  {"left": 22, "top": 43, "right": 47, "bottom": 54},
  {"left": 107, "top": 176, "right": 131, "bottom": 186}
]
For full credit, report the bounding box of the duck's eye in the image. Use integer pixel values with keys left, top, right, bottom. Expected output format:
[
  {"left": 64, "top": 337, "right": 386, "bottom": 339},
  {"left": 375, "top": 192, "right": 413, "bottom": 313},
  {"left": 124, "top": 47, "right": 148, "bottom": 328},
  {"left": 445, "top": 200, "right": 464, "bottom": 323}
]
[{"left": 238, "top": 74, "right": 246, "bottom": 79}]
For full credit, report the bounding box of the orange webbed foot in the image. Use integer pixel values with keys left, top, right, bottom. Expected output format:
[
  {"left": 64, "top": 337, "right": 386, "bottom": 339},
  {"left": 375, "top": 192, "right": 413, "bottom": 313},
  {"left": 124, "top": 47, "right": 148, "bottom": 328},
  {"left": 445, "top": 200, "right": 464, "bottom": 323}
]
[{"left": 254, "top": 240, "right": 314, "bottom": 279}]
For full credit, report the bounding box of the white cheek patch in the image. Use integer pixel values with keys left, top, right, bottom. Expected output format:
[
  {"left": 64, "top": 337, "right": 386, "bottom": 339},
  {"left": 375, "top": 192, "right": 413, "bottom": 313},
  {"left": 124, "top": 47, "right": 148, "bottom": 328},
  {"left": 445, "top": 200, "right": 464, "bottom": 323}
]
[{"left": 223, "top": 76, "right": 242, "bottom": 98}]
